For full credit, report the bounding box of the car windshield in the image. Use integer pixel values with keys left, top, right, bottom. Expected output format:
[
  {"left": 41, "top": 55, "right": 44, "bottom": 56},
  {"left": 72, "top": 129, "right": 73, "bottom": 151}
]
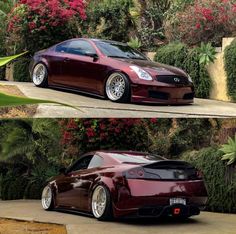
[
  {"left": 94, "top": 41, "right": 147, "bottom": 60},
  {"left": 110, "top": 153, "right": 164, "bottom": 164}
]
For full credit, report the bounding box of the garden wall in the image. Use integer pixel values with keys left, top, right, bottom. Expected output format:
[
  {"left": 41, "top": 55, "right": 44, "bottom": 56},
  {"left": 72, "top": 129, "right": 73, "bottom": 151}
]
[{"left": 207, "top": 37, "right": 235, "bottom": 102}]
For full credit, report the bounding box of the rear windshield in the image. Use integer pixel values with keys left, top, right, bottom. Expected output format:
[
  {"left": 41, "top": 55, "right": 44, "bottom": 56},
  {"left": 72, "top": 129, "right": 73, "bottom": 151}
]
[{"left": 110, "top": 153, "right": 164, "bottom": 164}]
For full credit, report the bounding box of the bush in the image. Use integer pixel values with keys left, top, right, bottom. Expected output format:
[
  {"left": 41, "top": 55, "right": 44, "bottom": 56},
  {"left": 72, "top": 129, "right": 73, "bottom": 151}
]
[
  {"left": 154, "top": 42, "right": 212, "bottom": 98},
  {"left": 154, "top": 42, "right": 188, "bottom": 68},
  {"left": 165, "top": 0, "right": 236, "bottom": 46},
  {"left": 182, "top": 147, "right": 236, "bottom": 213},
  {"left": 7, "top": 0, "right": 86, "bottom": 53},
  {"left": 13, "top": 57, "right": 31, "bottom": 82},
  {"left": 224, "top": 39, "right": 236, "bottom": 102},
  {"left": 84, "top": 0, "right": 133, "bottom": 42}
]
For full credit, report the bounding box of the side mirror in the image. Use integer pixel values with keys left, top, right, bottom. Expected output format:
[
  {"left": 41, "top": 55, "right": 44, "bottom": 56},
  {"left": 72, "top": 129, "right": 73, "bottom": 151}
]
[
  {"left": 85, "top": 52, "right": 99, "bottom": 61},
  {"left": 59, "top": 167, "right": 67, "bottom": 175}
]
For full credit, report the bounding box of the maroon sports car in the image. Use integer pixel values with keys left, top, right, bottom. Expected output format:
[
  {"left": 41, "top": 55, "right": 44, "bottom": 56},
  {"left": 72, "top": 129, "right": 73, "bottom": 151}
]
[
  {"left": 41, "top": 151, "right": 207, "bottom": 221},
  {"left": 30, "top": 38, "right": 194, "bottom": 104}
]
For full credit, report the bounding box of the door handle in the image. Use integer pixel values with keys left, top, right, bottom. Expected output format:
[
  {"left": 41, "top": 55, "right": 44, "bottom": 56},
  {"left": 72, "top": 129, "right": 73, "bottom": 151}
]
[{"left": 64, "top": 58, "right": 70, "bottom": 62}]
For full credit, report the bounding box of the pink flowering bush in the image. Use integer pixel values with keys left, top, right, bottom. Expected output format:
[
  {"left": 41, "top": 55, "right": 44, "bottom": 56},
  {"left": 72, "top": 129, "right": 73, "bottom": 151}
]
[
  {"left": 7, "top": 0, "right": 87, "bottom": 53},
  {"left": 165, "top": 0, "right": 236, "bottom": 46}
]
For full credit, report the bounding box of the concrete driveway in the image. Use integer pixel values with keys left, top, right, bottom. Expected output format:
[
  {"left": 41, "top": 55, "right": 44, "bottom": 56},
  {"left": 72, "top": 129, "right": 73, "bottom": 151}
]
[
  {"left": 0, "top": 200, "right": 235, "bottom": 234},
  {"left": 1, "top": 81, "right": 236, "bottom": 118}
]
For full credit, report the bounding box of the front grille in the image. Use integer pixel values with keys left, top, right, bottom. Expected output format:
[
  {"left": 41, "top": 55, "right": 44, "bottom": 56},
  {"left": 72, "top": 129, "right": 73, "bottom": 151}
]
[
  {"left": 183, "top": 92, "right": 195, "bottom": 100},
  {"left": 156, "top": 75, "right": 189, "bottom": 86},
  {"left": 149, "top": 90, "right": 169, "bottom": 100}
]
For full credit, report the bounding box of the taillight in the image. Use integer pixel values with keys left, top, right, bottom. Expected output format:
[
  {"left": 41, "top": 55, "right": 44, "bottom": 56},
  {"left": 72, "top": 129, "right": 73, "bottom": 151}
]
[{"left": 125, "top": 167, "right": 145, "bottom": 179}]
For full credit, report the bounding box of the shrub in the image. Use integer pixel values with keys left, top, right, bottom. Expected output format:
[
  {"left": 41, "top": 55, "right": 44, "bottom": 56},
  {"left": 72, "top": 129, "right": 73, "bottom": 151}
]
[
  {"left": 13, "top": 57, "right": 31, "bottom": 82},
  {"left": 154, "top": 42, "right": 212, "bottom": 98},
  {"left": 6, "top": 0, "right": 86, "bottom": 57},
  {"left": 154, "top": 42, "right": 188, "bottom": 68},
  {"left": 182, "top": 147, "right": 236, "bottom": 213},
  {"left": 224, "top": 39, "right": 236, "bottom": 102},
  {"left": 165, "top": 0, "right": 236, "bottom": 46},
  {"left": 84, "top": 0, "right": 133, "bottom": 42}
]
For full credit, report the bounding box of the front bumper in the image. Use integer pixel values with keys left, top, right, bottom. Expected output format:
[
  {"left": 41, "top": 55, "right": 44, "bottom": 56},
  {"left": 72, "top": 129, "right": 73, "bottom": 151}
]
[{"left": 130, "top": 83, "right": 194, "bottom": 104}]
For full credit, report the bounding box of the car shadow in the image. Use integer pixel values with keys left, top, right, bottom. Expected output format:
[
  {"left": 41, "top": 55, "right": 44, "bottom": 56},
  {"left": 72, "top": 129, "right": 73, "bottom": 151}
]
[
  {"left": 49, "top": 86, "right": 195, "bottom": 107},
  {"left": 55, "top": 209, "right": 204, "bottom": 226}
]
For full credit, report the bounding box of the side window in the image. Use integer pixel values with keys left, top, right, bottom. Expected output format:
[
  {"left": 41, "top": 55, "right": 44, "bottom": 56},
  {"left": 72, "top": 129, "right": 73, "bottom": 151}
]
[
  {"left": 67, "top": 40, "right": 96, "bottom": 56},
  {"left": 88, "top": 155, "right": 104, "bottom": 169},
  {"left": 69, "top": 155, "right": 93, "bottom": 172},
  {"left": 55, "top": 42, "right": 69, "bottom": 53}
]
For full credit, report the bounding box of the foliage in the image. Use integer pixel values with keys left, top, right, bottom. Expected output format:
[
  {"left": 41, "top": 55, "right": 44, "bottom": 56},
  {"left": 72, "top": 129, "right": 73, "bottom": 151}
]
[
  {"left": 0, "top": 52, "right": 28, "bottom": 67},
  {"left": 82, "top": 0, "right": 133, "bottom": 42},
  {"left": 13, "top": 57, "right": 31, "bottom": 82},
  {"left": 131, "top": 0, "right": 171, "bottom": 50},
  {"left": 165, "top": 0, "right": 236, "bottom": 46},
  {"left": 197, "top": 42, "right": 217, "bottom": 66},
  {"left": 182, "top": 147, "right": 236, "bottom": 213},
  {"left": 6, "top": 0, "right": 86, "bottom": 54},
  {"left": 224, "top": 39, "right": 236, "bottom": 101},
  {"left": 154, "top": 42, "right": 188, "bottom": 68},
  {"left": 128, "top": 36, "right": 142, "bottom": 49},
  {"left": 60, "top": 119, "right": 148, "bottom": 165},
  {"left": 220, "top": 134, "right": 236, "bottom": 165},
  {"left": 154, "top": 42, "right": 212, "bottom": 98}
]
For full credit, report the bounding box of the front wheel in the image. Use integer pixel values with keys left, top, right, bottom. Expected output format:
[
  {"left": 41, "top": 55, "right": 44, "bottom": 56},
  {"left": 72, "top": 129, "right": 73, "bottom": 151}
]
[
  {"left": 41, "top": 185, "right": 54, "bottom": 211},
  {"left": 91, "top": 185, "right": 113, "bottom": 221},
  {"left": 32, "top": 63, "right": 48, "bottom": 87},
  {"left": 105, "top": 73, "right": 130, "bottom": 103}
]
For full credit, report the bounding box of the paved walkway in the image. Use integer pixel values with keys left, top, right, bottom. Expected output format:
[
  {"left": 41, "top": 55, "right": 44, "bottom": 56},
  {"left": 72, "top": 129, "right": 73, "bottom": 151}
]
[
  {"left": 1, "top": 81, "right": 236, "bottom": 117},
  {"left": 0, "top": 200, "right": 235, "bottom": 234}
]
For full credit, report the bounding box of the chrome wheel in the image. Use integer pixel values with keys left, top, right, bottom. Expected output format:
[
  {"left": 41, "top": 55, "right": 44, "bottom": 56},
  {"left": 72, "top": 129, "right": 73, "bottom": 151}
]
[
  {"left": 92, "top": 186, "right": 107, "bottom": 218},
  {"left": 106, "top": 73, "right": 126, "bottom": 101},
  {"left": 41, "top": 186, "right": 53, "bottom": 210},
  {"left": 33, "top": 63, "right": 47, "bottom": 86}
]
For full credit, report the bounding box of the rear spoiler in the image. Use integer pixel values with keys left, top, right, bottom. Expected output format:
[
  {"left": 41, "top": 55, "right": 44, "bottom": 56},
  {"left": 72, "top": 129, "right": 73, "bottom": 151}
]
[{"left": 143, "top": 160, "right": 194, "bottom": 169}]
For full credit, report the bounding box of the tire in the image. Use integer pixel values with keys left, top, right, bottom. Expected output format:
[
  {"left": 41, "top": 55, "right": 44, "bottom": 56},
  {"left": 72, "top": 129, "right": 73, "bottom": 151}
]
[
  {"left": 105, "top": 72, "right": 130, "bottom": 103},
  {"left": 91, "top": 185, "right": 113, "bottom": 221},
  {"left": 41, "top": 185, "right": 54, "bottom": 211},
  {"left": 32, "top": 63, "right": 48, "bottom": 87}
]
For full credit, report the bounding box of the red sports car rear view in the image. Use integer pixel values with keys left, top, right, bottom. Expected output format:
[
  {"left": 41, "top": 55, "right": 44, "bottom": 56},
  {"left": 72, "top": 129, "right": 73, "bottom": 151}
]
[
  {"left": 30, "top": 38, "right": 195, "bottom": 104},
  {"left": 41, "top": 151, "right": 208, "bottom": 221}
]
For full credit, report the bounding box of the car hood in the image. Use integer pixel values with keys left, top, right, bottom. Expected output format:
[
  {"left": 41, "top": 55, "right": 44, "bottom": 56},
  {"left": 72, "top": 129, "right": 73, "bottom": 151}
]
[{"left": 117, "top": 58, "right": 188, "bottom": 77}]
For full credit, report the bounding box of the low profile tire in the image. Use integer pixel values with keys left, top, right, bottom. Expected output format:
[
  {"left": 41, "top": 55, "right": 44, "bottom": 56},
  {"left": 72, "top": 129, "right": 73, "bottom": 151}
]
[
  {"left": 41, "top": 185, "right": 54, "bottom": 211},
  {"left": 105, "top": 72, "right": 130, "bottom": 103},
  {"left": 91, "top": 185, "right": 113, "bottom": 221},
  {"left": 32, "top": 63, "right": 48, "bottom": 87}
]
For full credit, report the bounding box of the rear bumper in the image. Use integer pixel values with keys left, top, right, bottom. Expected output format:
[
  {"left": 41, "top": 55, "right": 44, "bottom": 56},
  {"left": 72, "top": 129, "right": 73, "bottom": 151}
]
[
  {"left": 115, "top": 204, "right": 203, "bottom": 218},
  {"left": 112, "top": 179, "right": 208, "bottom": 218},
  {"left": 131, "top": 84, "right": 194, "bottom": 104}
]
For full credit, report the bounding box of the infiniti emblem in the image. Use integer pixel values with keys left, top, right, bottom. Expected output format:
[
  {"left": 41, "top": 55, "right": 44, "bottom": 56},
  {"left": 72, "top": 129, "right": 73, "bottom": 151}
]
[{"left": 174, "top": 77, "right": 181, "bottom": 83}]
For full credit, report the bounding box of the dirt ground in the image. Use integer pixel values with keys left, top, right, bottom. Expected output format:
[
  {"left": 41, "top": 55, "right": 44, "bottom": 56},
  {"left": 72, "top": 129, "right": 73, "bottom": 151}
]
[
  {"left": 0, "top": 85, "right": 37, "bottom": 118},
  {"left": 0, "top": 219, "right": 67, "bottom": 234}
]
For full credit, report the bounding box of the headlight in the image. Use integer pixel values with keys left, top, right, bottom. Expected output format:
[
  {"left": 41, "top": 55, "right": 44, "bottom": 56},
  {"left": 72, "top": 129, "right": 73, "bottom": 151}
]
[
  {"left": 188, "top": 74, "right": 193, "bottom": 83},
  {"left": 130, "top": 66, "right": 153, "bottom": 81}
]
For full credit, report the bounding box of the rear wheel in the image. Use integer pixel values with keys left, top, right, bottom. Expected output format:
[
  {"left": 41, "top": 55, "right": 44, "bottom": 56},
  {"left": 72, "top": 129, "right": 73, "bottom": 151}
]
[
  {"left": 91, "top": 185, "right": 113, "bottom": 221},
  {"left": 105, "top": 72, "right": 130, "bottom": 103},
  {"left": 41, "top": 185, "right": 54, "bottom": 211},
  {"left": 32, "top": 63, "right": 48, "bottom": 87}
]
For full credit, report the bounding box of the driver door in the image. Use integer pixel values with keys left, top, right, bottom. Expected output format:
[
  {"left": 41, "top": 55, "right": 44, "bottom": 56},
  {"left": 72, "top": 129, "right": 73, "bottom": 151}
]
[{"left": 55, "top": 155, "right": 93, "bottom": 209}]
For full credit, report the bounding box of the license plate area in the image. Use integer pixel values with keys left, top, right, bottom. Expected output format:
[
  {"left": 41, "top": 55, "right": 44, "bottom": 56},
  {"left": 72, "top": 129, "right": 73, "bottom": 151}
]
[{"left": 170, "top": 198, "right": 186, "bottom": 206}]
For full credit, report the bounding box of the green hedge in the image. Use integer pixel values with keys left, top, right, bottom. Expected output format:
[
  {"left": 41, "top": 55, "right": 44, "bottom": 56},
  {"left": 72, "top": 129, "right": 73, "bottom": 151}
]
[
  {"left": 182, "top": 147, "right": 236, "bottom": 213},
  {"left": 13, "top": 57, "right": 31, "bottom": 82},
  {"left": 154, "top": 42, "right": 212, "bottom": 98},
  {"left": 224, "top": 39, "right": 236, "bottom": 102}
]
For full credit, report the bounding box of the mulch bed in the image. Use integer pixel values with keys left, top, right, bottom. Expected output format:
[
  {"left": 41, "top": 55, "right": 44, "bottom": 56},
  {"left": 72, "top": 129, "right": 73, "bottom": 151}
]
[{"left": 0, "top": 85, "right": 37, "bottom": 118}]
